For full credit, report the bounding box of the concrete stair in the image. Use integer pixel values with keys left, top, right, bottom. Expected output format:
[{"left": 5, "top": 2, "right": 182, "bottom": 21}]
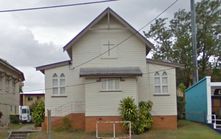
[{"left": 8, "top": 131, "right": 29, "bottom": 139}]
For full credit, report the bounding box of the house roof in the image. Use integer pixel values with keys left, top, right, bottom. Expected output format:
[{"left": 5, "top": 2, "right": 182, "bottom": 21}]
[
  {"left": 0, "top": 58, "right": 25, "bottom": 81},
  {"left": 146, "top": 58, "right": 184, "bottom": 68},
  {"left": 63, "top": 7, "right": 154, "bottom": 58},
  {"left": 36, "top": 60, "right": 71, "bottom": 74},
  {"left": 79, "top": 67, "right": 142, "bottom": 77},
  {"left": 21, "top": 92, "right": 45, "bottom": 95},
  {"left": 21, "top": 93, "right": 45, "bottom": 96}
]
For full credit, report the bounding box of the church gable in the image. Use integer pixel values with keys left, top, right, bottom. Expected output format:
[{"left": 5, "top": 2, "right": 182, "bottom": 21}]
[
  {"left": 63, "top": 7, "right": 154, "bottom": 59},
  {"left": 91, "top": 13, "right": 126, "bottom": 30}
]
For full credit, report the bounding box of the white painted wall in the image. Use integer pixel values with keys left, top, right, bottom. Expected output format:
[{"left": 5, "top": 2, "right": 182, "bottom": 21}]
[
  {"left": 44, "top": 65, "right": 85, "bottom": 116},
  {"left": 85, "top": 77, "right": 138, "bottom": 116},
  {"left": 44, "top": 13, "right": 177, "bottom": 117},
  {"left": 144, "top": 63, "right": 177, "bottom": 115},
  {"left": 71, "top": 16, "right": 146, "bottom": 70}
]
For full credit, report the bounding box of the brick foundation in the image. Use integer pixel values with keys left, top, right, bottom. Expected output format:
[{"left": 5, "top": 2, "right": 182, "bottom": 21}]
[
  {"left": 41, "top": 114, "right": 177, "bottom": 131},
  {"left": 152, "top": 115, "right": 177, "bottom": 129},
  {"left": 42, "top": 113, "right": 85, "bottom": 130},
  {"left": 85, "top": 116, "right": 124, "bottom": 133}
]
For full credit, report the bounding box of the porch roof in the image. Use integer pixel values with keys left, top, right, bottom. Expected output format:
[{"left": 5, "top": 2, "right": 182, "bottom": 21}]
[{"left": 79, "top": 67, "right": 142, "bottom": 77}]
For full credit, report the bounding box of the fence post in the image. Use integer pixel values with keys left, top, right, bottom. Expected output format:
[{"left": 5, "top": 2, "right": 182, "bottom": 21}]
[
  {"left": 129, "top": 121, "right": 131, "bottom": 139},
  {"left": 113, "top": 122, "right": 115, "bottom": 138},
  {"left": 96, "top": 121, "right": 98, "bottom": 138},
  {"left": 47, "top": 109, "right": 51, "bottom": 139}
]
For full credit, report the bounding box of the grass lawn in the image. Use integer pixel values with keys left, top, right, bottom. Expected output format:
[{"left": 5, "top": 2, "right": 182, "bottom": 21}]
[
  {"left": 133, "top": 120, "right": 221, "bottom": 139},
  {"left": 0, "top": 123, "right": 23, "bottom": 139},
  {"left": 28, "top": 120, "right": 220, "bottom": 139}
]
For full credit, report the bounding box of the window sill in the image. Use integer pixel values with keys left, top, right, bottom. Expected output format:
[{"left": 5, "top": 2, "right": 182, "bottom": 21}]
[
  {"left": 100, "top": 90, "right": 122, "bottom": 92},
  {"left": 51, "top": 95, "right": 67, "bottom": 98},
  {"left": 153, "top": 93, "right": 170, "bottom": 96}
]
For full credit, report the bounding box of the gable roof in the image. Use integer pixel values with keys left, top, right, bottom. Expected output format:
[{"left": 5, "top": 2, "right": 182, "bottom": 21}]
[
  {"left": 146, "top": 59, "right": 184, "bottom": 69},
  {"left": 0, "top": 58, "right": 25, "bottom": 81},
  {"left": 36, "top": 60, "right": 71, "bottom": 74},
  {"left": 63, "top": 7, "right": 154, "bottom": 58}
]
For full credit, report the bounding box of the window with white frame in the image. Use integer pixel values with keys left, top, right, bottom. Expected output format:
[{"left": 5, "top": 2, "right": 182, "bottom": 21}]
[
  {"left": 52, "top": 73, "right": 59, "bottom": 95},
  {"left": 101, "top": 78, "right": 120, "bottom": 91},
  {"left": 154, "top": 71, "right": 168, "bottom": 95},
  {"left": 52, "top": 73, "right": 66, "bottom": 96},
  {"left": 59, "top": 73, "right": 65, "bottom": 95}
]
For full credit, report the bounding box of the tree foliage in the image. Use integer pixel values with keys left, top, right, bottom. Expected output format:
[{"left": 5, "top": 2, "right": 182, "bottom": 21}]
[
  {"left": 145, "top": 0, "right": 221, "bottom": 86},
  {"left": 119, "top": 97, "right": 153, "bottom": 134},
  {"left": 32, "top": 100, "right": 45, "bottom": 127}
]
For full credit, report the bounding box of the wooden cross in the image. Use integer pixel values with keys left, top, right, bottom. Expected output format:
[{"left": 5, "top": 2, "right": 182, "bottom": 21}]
[{"left": 103, "top": 40, "right": 115, "bottom": 56}]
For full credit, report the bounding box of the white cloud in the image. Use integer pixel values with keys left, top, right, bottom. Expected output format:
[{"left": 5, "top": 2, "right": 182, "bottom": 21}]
[{"left": 0, "top": 0, "right": 198, "bottom": 92}]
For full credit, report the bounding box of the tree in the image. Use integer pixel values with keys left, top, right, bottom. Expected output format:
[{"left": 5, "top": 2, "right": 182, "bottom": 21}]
[
  {"left": 32, "top": 100, "right": 45, "bottom": 127},
  {"left": 145, "top": 0, "right": 221, "bottom": 86}
]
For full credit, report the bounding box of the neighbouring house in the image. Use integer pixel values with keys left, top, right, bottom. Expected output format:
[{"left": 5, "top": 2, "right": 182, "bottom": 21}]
[
  {"left": 20, "top": 92, "right": 45, "bottom": 107},
  {"left": 36, "top": 7, "right": 183, "bottom": 132},
  {"left": 185, "top": 76, "right": 221, "bottom": 127},
  {"left": 0, "top": 58, "right": 24, "bottom": 126}
]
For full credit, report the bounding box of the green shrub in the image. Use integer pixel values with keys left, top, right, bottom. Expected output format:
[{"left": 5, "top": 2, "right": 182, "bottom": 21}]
[
  {"left": 30, "top": 101, "right": 38, "bottom": 115},
  {"left": 10, "top": 115, "right": 19, "bottom": 124},
  {"left": 119, "top": 97, "right": 138, "bottom": 132},
  {"left": 32, "top": 100, "right": 45, "bottom": 127},
  {"left": 119, "top": 97, "right": 153, "bottom": 134},
  {"left": 138, "top": 101, "right": 153, "bottom": 131}
]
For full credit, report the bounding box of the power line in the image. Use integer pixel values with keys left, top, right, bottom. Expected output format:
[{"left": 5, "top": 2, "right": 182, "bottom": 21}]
[
  {"left": 72, "top": 0, "right": 179, "bottom": 69},
  {"left": 0, "top": 0, "right": 119, "bottom": 13},
  {"left": 22, "top": 67, "right": 175, "bottom": 92},
  {"left": 18, "top": 0, "right": 179, "bottom": 92}
]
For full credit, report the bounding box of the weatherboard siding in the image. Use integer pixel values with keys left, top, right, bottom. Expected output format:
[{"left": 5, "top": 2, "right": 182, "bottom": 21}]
[
  {"left": 44, "top": 11, "right": 177, "bottom": 118},
  {"left": 142, "top": 63, "right": 177, "bottom": 115},
  {"left": 85, "top": 78, "right": 138, "bottom": 116},
  {"left": 45, "top": 65, "right": 85, "bottom": 116},
  {"left": 71, "top": 16, "right": 147, "bottom": 69}
]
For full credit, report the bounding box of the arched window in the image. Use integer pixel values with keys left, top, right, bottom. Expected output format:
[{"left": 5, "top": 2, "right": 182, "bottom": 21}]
[
  {"left": 154, "top": 71, "right": 168, "bottom": 94},
  {"left": 154, "top": 72, "right": 161, "bottom": 94},
  {"left": 60, "top": 73, "right": 65, "bottom": 95},
  {"left": 52, "top": 73, "right": 66, "bottom": 95},
  {"left": 162, "top": 72, "right": 168, "bottom": 94},
  {"left": 52, "top": 73, "right": 58, "bottom": 95}
]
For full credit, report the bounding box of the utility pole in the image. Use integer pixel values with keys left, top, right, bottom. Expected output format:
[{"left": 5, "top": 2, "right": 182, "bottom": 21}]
[{"left": 191, "top": 0, "right": 198, "bottom": 83}]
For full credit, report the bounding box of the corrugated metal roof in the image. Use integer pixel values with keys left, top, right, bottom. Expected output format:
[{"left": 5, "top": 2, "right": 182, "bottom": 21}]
[
  {"left": 36, "top": 60, "right": 71, "bottom": 74},
  {"left": 80, "top": 67, "right": 142, "bottom": 77}
]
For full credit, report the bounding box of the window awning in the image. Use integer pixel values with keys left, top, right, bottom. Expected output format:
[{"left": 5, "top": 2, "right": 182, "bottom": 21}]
[{"left": 79, "top": 67, "right": 142, "bottom": 77}]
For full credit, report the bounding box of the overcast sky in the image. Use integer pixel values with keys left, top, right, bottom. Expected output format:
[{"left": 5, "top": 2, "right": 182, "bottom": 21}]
[{"left": 0, "top": 0, "right": 200, "bottom": 93}]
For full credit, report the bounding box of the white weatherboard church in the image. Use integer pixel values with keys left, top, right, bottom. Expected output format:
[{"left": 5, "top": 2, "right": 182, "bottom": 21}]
[{"left": 36, "top": 7, "right": 182, "bottom": 132}]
